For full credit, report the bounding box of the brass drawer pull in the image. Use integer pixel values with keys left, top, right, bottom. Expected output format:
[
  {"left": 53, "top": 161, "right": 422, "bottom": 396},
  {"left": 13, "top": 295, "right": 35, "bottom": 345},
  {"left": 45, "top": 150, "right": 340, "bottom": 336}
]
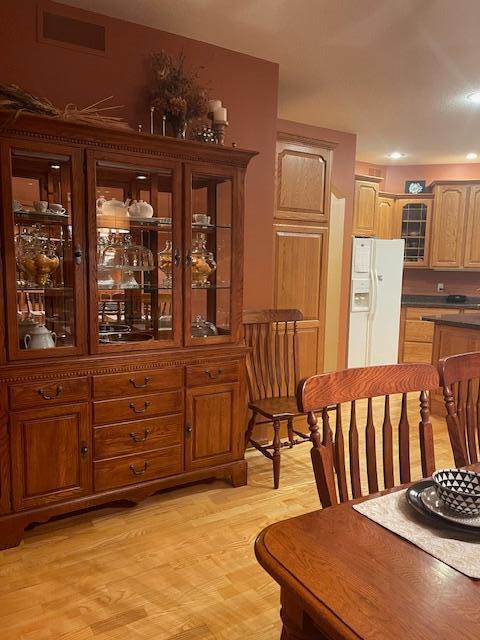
[
  {"left": 38, "top": 385, "right": 63, "bottom": 400},
  {"left": 205, "top": 368, "right": 223, "bottom": 380},
  {"left": 129, "top": 428, "right": 151, "bottom": 443},
  {"left": 129, "top": 376, "right": 151, "bottom": 389},
  {"left": 185, "top": 423, "right": 193, "bottom": 436},
  {"left": 129, "top": 461, "right": 148, "bottom": 476},
  {"left": 80, "top": 441, "right": 89, "bottom": 458},
  {"left": 129, "top": 401, "right": 151, "bottom": 414}
]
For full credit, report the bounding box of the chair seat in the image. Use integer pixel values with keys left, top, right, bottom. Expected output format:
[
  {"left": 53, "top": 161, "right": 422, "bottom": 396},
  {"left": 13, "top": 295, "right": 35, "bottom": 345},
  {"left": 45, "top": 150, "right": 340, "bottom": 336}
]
[{"left": 249, "top": 396, "right": 303, "bottom": 420}]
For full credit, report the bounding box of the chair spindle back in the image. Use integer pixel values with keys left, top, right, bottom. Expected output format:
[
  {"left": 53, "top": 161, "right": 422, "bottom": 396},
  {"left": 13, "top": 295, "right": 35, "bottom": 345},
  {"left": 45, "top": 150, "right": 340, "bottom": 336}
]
[
  {"left": 243, "top": 309, "right": 303, "bottom": 401},
  {"left": 438, "top": 351, "right": 480, "bottom": 467},
  {"left": 297, "top": 363, "right": 439, "bottom": 507}
]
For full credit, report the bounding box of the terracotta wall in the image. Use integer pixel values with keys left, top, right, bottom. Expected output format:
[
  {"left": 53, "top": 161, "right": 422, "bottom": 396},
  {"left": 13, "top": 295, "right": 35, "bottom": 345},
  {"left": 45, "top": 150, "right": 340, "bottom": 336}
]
[
  {"left": 0, "top": 0, "right": 279, "bottom": 308},
  {"left": 355, "top": 161, "right": 480, "bottom": 194},
  {"left": 277, "top": 119, "right": 357, "bottom": 367}
]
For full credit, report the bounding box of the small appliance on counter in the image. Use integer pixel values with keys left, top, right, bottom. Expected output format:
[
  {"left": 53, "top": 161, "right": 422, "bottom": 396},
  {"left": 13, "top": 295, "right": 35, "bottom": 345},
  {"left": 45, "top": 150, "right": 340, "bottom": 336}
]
[{"left": 446, "top": 294, "right": 467, "bottom": 304}]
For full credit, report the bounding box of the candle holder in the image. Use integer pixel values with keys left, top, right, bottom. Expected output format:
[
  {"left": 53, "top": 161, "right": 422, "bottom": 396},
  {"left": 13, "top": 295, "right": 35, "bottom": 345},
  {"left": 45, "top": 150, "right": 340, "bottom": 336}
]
[{"left": 213, "top": 120, "right": 228, "bottom": 145}]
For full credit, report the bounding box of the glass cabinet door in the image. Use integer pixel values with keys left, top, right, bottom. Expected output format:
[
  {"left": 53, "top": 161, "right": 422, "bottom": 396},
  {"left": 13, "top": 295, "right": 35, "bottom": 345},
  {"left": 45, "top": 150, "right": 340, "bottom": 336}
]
[
  {"left": 90, "top": 155, "right": 181, "bottom": 351},
  {"left": 185, "top": 165, "right": 240, "bottom": 345},
  {"left": 1, "top": 142, "right": 86, "bottom": 359},
  {"left": 400, "top": 201, "right": 430, "bottom": 266}
]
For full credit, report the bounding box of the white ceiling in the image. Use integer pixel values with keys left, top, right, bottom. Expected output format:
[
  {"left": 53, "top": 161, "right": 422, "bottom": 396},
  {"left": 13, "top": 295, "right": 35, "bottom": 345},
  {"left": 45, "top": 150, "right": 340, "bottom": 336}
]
[{"left": 62, "top": 0, "right": 480, "bottom": 164}]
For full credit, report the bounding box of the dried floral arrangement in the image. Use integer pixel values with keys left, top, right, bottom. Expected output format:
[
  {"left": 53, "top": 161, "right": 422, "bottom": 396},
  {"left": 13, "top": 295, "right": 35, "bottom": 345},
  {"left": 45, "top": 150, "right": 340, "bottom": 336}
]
[
  {"left": 149, "top": 50, "right": 209, "bottom": 129},
  {"left": 0, "top": 84, "right": 130, "bottom": 129}
]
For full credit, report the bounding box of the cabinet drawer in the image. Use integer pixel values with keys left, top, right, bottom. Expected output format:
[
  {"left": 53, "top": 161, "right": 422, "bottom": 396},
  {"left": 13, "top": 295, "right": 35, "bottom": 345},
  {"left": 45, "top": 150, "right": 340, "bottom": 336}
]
[
  {"left": 94, "top": 414, "right": 183, "bottom": 459},
  {"left": 94, "top": 445, "right": 183, "bottom": 491},
  {"left": 404, "top": 320, "right": 434, "bottom": 343},
  {"left": 9, "top": 377, "right": 89, "bottom": 410},
  {"left": 93, "top": 367, "right": 182, "bottom": 400},
  {"left": 403, "top": 341, "right": 433, "bottom": 364},
  {"left": 186, "top": 361, "right": 239, "bottom": 387},
  {"left": 93, "top": 390, "right": 183, "bottom": 425}
]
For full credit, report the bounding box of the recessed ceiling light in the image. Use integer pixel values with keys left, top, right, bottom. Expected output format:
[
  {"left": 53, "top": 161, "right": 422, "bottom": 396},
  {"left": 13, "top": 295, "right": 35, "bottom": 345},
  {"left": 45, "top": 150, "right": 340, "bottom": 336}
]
[
  {"left": 467, "top": 91, "right": 480, "bottom": 103},
  {"left": 466, "top": 152, "right": 478, "bottom": 160},
  {"left": 136, "top": 175, "right": 148, "bottom": 180},
  {"left": 386, "top": 151, "right": 406, "bottom": 159},
  {"left": 50, "top": 164, "right": 60, "bottom": 169}
]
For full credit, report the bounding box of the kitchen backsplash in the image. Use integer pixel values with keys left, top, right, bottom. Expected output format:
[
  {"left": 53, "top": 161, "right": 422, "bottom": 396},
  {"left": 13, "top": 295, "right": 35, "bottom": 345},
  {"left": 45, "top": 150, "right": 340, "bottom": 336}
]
[{"left": 403, "top": 269, "right": 480, "bottom": 296}]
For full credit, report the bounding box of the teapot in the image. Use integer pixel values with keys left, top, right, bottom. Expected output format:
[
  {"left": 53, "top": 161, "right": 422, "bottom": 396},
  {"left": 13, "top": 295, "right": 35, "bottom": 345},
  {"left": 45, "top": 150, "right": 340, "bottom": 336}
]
[
  {"left": 18, "top": 315, "right": 38, "bottom": 341},
  {"left": 24, "top": 324, "right": 57, "bottom": 350},
  {"left": 96, "top": 197, "right": 130, "bottom": 217},
  {"left": 128, "top": 199, "right": 154, "bottom": 218}
]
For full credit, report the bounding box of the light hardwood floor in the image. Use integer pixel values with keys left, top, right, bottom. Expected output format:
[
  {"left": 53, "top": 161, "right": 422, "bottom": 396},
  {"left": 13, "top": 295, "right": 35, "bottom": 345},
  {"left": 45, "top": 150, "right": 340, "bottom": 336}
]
[{"left": 0, "top": 399, "right": 454, "bottom": 640}]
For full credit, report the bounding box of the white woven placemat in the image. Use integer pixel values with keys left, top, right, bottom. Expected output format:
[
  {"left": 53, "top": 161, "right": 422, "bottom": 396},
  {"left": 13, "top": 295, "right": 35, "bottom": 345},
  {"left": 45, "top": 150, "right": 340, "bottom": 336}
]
[{"left": 353, "top": 489, "right": 480, "bottom": 579}]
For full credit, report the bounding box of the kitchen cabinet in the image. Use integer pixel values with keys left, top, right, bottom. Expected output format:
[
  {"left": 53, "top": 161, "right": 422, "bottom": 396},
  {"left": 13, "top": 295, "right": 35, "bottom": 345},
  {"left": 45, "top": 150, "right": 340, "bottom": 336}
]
[
  {"left": 399, "top": 306, "right": 476, "bottom": 364},
  {"left": 352, "top": 175, "right": 383, "bottom": 236},
  {"left": 463, "top": 184, "right": 480, "bottom": 268},
  {"left": 375, "top": 194, "right": 397, "bottom": 239},
  {"left": 397, "top": 196, "right": 433, "bottom": 268},
  {"left": 0, "top": 110, "right": 254, "bottom": 548},
  {"left": 430, "top": 184, "right": 468, "bottom": 268}
]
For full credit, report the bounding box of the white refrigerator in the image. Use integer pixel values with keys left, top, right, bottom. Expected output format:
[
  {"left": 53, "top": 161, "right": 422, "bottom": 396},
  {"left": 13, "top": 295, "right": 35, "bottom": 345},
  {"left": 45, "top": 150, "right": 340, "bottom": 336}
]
[{"left": 347, "top": 237, "right": 405, "bottom": 368}]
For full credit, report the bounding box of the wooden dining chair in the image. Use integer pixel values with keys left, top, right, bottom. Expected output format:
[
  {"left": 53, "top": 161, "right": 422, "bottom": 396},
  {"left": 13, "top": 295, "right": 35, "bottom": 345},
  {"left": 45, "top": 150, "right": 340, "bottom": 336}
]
[
  {"left": 243, "top": 309, "right": 310, "bottom": 489},
  {"left": 296, "top": 363, "right": 440, "bottom": 507},
  {"left": 438, "top": 351, "right": 480, "bottom": 467}
]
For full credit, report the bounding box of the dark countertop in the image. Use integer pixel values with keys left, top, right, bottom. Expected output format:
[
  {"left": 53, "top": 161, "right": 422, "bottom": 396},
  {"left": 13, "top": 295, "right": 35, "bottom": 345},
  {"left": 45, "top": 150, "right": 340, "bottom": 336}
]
[
  {"left": 422, "top": 313, "right": 480, "bottom": 329},
  {"left": 402, "top": 294, "right": 480, "bottom": 309}
]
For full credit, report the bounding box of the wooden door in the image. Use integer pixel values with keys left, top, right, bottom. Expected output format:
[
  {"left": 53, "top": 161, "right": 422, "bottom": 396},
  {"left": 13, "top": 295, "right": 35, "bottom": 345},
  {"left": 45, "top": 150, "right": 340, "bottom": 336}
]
[
  {"left": 375, "top": 195, "right": 396, "bottom": 239},
  {"left": 431, "top": 185, "right": 468, "bottom": 267},
  {"left": 353, "top": 179, "right": 379, "bottom": 236},
  {"left": 275, "top": 138, "right": 332, "bottom": 223},
  {"left": 464, "top": 184, "right": 480, "bottom": 268},
  {"left": 10, "top": 403, "right": 91, "bottom": 510},
  {"left": 185, "top": 383, "right": 241, "bottom": 470},
  {"left": 273, "top": 224, "right": 326, "bottom": 377}
]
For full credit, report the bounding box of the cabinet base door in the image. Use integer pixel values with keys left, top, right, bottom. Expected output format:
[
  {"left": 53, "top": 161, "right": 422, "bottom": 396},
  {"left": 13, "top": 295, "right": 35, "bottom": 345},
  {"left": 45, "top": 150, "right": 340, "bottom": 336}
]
[
  {"left": 11, "top": 404, "right": 92, "bottom": 511},
  {"left": 185, "top": 383, "right": 241, "bottom": 470}
]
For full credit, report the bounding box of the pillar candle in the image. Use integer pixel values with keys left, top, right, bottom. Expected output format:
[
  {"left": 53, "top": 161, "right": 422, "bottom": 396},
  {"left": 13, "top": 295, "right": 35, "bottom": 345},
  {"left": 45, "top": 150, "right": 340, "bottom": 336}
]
[
  {"left": 208, "top": 99, "right": 222, "bottom": 113},
  {"left": 213, "top": 107, "right": 228, "bottom": 123}
]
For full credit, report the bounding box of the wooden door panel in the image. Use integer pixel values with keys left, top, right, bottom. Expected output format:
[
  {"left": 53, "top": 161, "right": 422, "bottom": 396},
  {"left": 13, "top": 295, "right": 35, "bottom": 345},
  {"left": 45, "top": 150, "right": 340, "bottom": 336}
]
[
  {"left": 273, "top": 226, "right": 324, "bottom": 319},
  {"left": 431, "top": 185, "right": 467, "bottom": 267},
  {"left": 185, "top": 383, "right": 240, "bottom": 470},
  {"left": 11, "top": 403, "right": 91, "bottom": 510},
  {"left": 464, "top": 185, "right": 480, "bottom": 268},
  {"left": 376, "top": 196, "right": 395, "bottom": 239},
  {"left": 275, "top": 139, "right": 332, "bottom": 222},
  {"left": 353, "top": 180, "right": 378, "bottom": 235}
]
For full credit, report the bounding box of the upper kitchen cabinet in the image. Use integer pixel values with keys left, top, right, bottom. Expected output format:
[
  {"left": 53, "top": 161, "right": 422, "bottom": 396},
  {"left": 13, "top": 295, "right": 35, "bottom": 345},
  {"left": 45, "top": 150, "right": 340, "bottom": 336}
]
[
  {"left": 430, "top": 181, "right": 480, "bottom": 269},
  {"left": 430, "top": 183, "right": 468, "bottom": 268},
  {"left": 376, "top": 193, "right": 398, "bottom": 239},
  {"left": 463, "top": 183, "right": 480, "bottom": 268},
  {"left": 275, "top": 135, "right": 333, "bottom": 223},
  {"left": 397, "top": 195, "right": 433, "bottom": 268},
  {"left": 352, "top": 174, "right": 383, "bottom": 236}
]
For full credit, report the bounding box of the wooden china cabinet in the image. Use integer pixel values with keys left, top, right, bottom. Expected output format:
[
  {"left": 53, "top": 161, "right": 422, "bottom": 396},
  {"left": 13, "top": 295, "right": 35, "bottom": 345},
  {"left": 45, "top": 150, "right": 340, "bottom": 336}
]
[{"left": 0, "top": 111, "right": 255, "bottom": 548}]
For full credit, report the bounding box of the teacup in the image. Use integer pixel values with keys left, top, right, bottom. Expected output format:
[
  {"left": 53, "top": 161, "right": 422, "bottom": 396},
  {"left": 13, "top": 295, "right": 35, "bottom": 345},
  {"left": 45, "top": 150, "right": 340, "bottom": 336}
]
[
  {"left": 50, "top": 203, "right": 66, "bottom": 214},
  {"left": 193, "top": 213, "right": 210, "bottom": 225},
  {"left": 33, "top": 200, "right": 48, "bottom": 213}
]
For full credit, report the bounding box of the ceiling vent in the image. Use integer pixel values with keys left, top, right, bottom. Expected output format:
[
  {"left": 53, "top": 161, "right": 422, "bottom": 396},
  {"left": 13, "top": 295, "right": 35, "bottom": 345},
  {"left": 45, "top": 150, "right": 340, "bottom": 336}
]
[{"left": 39, "top": 8, "right": 107, "bottom": 55}]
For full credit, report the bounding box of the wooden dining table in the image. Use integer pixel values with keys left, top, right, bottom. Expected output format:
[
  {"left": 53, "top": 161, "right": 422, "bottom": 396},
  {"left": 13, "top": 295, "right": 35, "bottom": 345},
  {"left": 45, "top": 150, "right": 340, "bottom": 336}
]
[{"left": 255, "top": 465, "right": 480, "bottom": 640}]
